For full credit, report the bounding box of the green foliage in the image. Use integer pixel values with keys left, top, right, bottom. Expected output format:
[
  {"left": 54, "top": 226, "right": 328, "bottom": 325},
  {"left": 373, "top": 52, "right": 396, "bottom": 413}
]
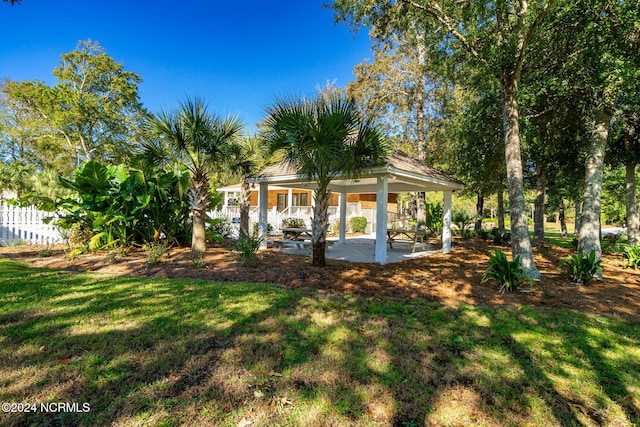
[
  {"left": 424, "top": 202, "right": 443, "bottom": 236},
  {"left": 41, "top": 160, "right": 192, "bottom": 251},
  {"left": 234, "top": 230, "right": 263, "bottom": 267},
  {"left": 561, "top": 249, "right": 603, "bottom": 285},
  {"left": 349, "top": 216, "right": 367, "bottom": 233},
  {"left": 145, "top": 241, "right": 167, "bottom": 267},
  {"left": 37, "top": 247, "right": 54, "bottom": 257},
  {"left": 623, "top": 244, "right": 640, "bottom": 269},
  {"left": 142, "top": 97, "right": 243, "bottom": 254},
  {"left": 452, "top": 210, "right": 473, "bottom": 238},
  {"left": 191, "top": 254, "right": 206, "bottom": 268},
  {"left": 263, "top": 91, "right": 387, "bottom": 266},
  {"left": 482, "top": 249, "right": 532, "bottom": 293},
  {"left": 282, "top": 217, "right": 307, "bottom": 229},
  {"left": 2, "top": 40, "right": 146, "bottom": 177},
  {"left": 601, "top": 233, "right": 623, "bottom": 254},
  {"left": 252, "top": 222, "right": 273, "bottom": 238},
  {"left": 207, "top": 217, "right": 232, "bottom": 241}
]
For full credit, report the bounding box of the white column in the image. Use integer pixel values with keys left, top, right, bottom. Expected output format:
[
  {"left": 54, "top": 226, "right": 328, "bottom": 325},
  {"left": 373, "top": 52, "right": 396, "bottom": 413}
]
[
  {"left": 443, "top": 190, "right": 452, "bottom": 254},
  {"left": 375, "top": 176, "right": 388, "bottom": 264},
  {"left": 287, "top": 188, "right": 293, "bottom": 211},
  {"left": 223, "top": 191, "right": 229, "bottom": 207},
  {"left": 258, "top": 183, "right": 268, "bottom": 249},
  {"left": 339, "top": 191, "right": 347, "bottom": 244}
]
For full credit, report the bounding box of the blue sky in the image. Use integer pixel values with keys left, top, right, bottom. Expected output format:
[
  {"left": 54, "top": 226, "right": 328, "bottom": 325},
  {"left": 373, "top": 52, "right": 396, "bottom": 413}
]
[{"left": 1, "top": 0, "right": 372, "bottom": 131}]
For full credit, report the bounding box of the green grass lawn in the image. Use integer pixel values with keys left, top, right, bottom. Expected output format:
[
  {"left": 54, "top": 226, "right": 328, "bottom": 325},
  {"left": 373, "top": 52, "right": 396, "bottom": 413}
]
[{"left": 1, "top": 259, "right": 639, "bottom": 426}]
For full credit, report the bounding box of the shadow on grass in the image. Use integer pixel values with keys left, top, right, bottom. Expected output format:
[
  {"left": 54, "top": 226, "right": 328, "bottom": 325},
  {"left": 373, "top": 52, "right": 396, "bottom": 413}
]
[{"left": 1, "top": 260, "right": 639, "bottom": 426}]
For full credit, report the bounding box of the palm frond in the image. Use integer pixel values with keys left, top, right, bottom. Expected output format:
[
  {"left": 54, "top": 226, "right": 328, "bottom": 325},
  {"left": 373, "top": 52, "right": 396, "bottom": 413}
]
[{"left": 263, "top": 92, "right": 387, "bottom": 187}]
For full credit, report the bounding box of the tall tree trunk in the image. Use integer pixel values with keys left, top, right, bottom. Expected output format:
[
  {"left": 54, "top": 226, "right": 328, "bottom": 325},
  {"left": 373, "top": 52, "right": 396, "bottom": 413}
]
[
  {"left": 497, "top": 185, "right": 506, "bottom": 236},
  {"left": 408, "top": 193, "right": 417, "bottom": 218},
  {"left": 533, "top": 160, "right": 546, "bottom": 247},
  {"left": 475, "top": 190, "right": 484, "bottom": 232},
  {"left": 240, "top": 177, "right": 251, "bottom": 236},
  {"left": 188, "top": 178, "right": 210, "bottom": 254},
  {"left": 415, "top": 30, "right": 427, "bottom": 230},
  {"left": 574, "top": 201, "right": 581, "bottom": 234},
  {"left": 501, "top": 77, "right": 541, "bottom": 278},
  {"left": 626, "top": 159, "right": 639, "bottom": 245},
  {"left": 311, "top": 189, "right": 331, "bottom": 266},
  {"left": 558, "top": 200, "right": 568, "bottom": 237},
  {"left": 578, "top": 107, "right": 613, "bottom": 261}
]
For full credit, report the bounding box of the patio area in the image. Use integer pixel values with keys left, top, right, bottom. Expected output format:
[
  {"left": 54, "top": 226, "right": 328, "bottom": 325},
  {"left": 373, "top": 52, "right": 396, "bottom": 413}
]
[{"left": 270, "top": 232, "right": 439, "bottom": 263}]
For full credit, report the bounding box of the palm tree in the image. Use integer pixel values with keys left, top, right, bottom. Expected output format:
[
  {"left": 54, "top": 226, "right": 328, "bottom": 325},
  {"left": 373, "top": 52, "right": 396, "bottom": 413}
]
[
  {"left": 143, "top": 97, "right": 243, "bottom": 254},
  {"left": 226, "top": 135, "right": 271, "bottom": 236},
  {"left": 263, "top": 93, "right": 387, "bottom": 266}
]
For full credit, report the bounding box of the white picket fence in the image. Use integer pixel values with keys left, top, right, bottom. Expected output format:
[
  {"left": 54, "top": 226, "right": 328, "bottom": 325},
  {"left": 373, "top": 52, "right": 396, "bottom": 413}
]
[
  {"left": 0, "top": 201, "right": 373, "bottom": 246},
  {"left": 0, "top": 202, "right": 64, "bottom": 246}
]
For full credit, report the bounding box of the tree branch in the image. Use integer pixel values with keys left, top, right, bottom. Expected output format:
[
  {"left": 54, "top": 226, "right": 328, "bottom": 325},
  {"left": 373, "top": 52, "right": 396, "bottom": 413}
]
[
  {"left": 400, "top": 0, "right": 490, "bottom": 68},
  {"left": 515, "top": 0, "right": 556, "bottom": 78}
]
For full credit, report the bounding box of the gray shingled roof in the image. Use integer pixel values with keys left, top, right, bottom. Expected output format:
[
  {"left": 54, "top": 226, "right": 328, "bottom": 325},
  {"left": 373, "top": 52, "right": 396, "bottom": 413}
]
[{"left": 254, "top": 150, "right": 462, "bottom": 186}]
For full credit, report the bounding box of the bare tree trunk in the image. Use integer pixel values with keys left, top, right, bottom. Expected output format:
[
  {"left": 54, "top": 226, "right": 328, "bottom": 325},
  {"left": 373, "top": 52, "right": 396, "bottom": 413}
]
[
  {"left": 501, "top": 77, "right": 541, "bottom": 278},
  {"left": 533, "top": 160, "right": 546, "bottom": 247},
  {"left": 497, "top": 185, "right": 506, "bottom": 236},
  {"left": 188, "top": 178, "right": 210, "bottom": 254},
  {"left": 240, "top": 177, "right": 251, "bottom": 236},
  {"left": 559, "top": 200, "right": 568, "bottom": 237},
  {"left": 574, "top": 201, "right": 581, "bottom": 234},
  {"left": 311, "top": 189, "right": 331, "bottom": 266},
  {"left": 475, "top": 190, "right": 484, "bottom": 232},
  {"left": 626, "top": 159, "right": 639, "bottom": 245},
  {"left": 415, "top": 30, "right": 427, "bottom": 230},
  {"left": 579, "top": 107, "right": 613, "bottom": 261},
  {"left": 408, "top": 193, "right": 417, "bottom": 218}
]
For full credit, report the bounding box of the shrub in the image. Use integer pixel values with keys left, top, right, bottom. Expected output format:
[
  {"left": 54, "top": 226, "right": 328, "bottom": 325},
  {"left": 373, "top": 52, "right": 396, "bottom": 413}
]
[
  {"left": 425, "top": 202, "right": 443, "bottom": 236},
  {"left": 252, "top": 222, "right": 273, "bottom": 238},
  {"left": 349, "top": 216, "right": 367, "bottom": 233},
  {"left": 207, "top": 217, "right": 232, "bottom": 240},
  {"left": 561, "top": 248, "right": 603, "bottom": 285},
  {"left": 475, "top": 228, "right": 490, "bottom": 240},
  {"left": 282, "top": 217, "right": 306, "bottom": 229},
  {"left": 623, "top": 244, "right": 640, "bottom": 269},
  {"left": 37, "top": 247, "right": 54, "bottom": 257},
  {"left": 145, "top": 241, "right": 167, "bottom": 267},
  {"left": 234, "top": 230, "right": 263, "bottom": 266},
  {"left": 68, "top": 222, "right": 93, "bottom": 250},
  {"left": 452, "top": 210, "right": 473, "bottom": 238},
  {"left": 482, "top": 249, "right": 532, "bottom": 293},
  {"left": 490, "top": 228, "right": 511, "bottom": 244},
  {"left": 601, "top": 233, "right": 623, "bottom": 254}
]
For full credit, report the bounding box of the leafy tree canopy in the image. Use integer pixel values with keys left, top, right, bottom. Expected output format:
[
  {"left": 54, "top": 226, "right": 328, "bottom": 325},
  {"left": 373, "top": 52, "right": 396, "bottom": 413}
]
[{"left": 2, "top": 40, "right": 147, "bottom": 177}]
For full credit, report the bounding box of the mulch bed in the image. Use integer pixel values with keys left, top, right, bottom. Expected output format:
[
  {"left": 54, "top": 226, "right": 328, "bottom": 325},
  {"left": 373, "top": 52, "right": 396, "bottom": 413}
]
[{"left": 2, "top": 237, "right": 638, "bottom": 318}]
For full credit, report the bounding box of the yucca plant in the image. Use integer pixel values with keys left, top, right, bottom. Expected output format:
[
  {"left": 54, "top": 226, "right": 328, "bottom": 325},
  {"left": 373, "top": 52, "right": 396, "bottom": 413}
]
[
  {"left": 623, "top": 244, "right": 640, "bottom": 269},
  {"left": 482, "top": 249, "right": 532, "bottom": 293},
  {"left": 561, "top": 248, "right": 603, "bottom": 285}
]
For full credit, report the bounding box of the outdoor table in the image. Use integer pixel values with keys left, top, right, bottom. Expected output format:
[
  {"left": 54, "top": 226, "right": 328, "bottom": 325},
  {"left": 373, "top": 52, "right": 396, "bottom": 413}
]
[
  {"left": 281, "top": 227, "right": 312, "bottom": 241},
  {"left": 386, "top": 228, "right": 428, "bottom": 252}
]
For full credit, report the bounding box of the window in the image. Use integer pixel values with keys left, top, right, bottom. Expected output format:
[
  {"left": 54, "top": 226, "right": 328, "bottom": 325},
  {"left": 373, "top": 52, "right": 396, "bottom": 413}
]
[
  {"left": 292, "top": 193, "right": 308, "bottom": 206},
  {"left": 277, "top": 193, "right": 287, "bottom": 212}
]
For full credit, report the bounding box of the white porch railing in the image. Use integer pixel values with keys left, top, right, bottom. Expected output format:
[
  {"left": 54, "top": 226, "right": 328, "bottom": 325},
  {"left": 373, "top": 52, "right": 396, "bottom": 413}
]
[
  {"left": 0, "top": 202, "right": 64, "bottom": 246},
  {"left": 210, "top": 202, "right": 366, "bottom": 237}
]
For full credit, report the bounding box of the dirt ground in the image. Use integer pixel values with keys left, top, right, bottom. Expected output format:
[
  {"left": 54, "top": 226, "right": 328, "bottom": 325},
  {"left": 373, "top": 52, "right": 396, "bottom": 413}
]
[{"left": 1, "top": 237, "right": 638, "bottom": 318}]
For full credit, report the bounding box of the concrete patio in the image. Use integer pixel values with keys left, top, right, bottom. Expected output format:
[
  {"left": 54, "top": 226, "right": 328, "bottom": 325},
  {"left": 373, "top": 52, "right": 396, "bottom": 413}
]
[{"left": 270, "top": 232, "right": 439, "bottom": 263}]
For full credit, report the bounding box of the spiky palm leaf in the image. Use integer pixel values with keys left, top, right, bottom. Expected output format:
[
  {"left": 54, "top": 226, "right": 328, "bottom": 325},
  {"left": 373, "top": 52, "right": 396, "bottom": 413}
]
[
  {"left": 142, "top": 97, "right": 243, "bottom": 253},
  {"left": 263, "top": 93, "right": 387, "bottom": 266}
]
